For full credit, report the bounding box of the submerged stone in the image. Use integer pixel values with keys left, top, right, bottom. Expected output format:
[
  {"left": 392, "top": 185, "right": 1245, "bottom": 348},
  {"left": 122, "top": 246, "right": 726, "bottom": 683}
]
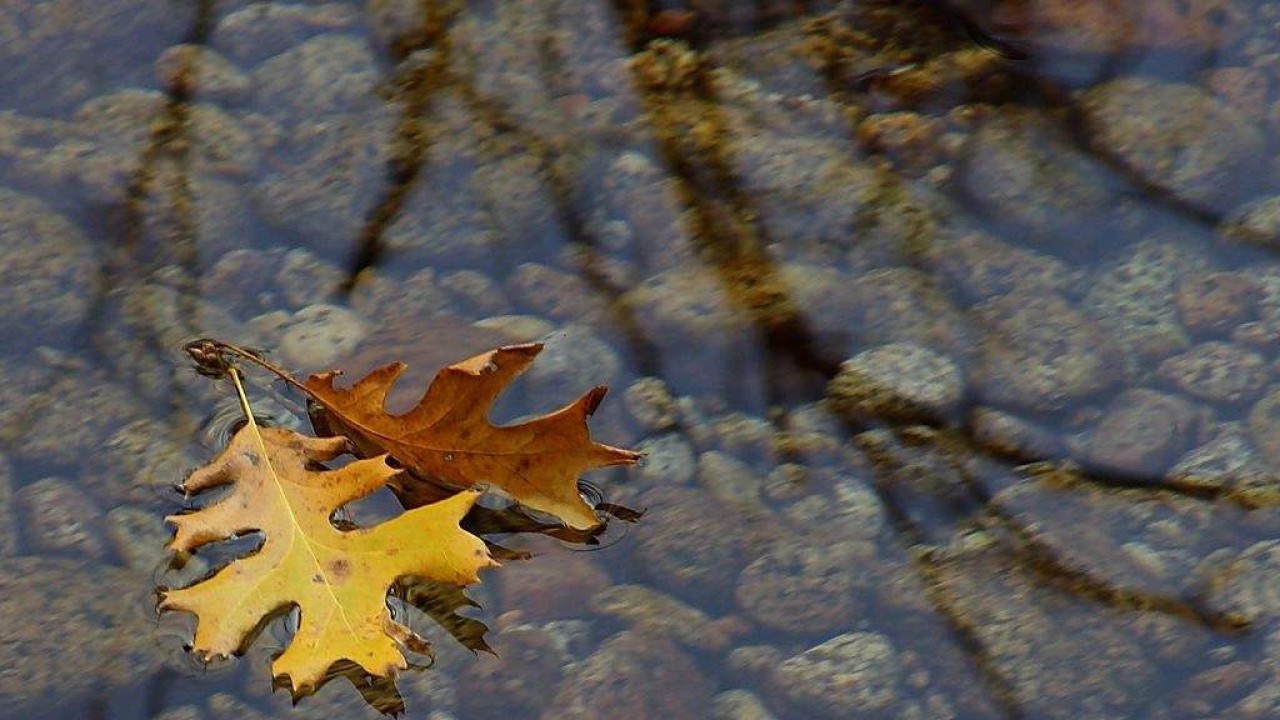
[{"left": 0, "top": 557, "right": 159, "bottom": 710}]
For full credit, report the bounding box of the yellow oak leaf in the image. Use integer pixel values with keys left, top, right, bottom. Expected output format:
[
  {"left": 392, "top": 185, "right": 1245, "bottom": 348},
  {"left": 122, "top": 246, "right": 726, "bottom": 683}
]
[
  {"left": 158, "top": 422, "right": 496, "bottom": 696},
  {"left": 303, "top": 343, "right": 640, "bottom": 531}
]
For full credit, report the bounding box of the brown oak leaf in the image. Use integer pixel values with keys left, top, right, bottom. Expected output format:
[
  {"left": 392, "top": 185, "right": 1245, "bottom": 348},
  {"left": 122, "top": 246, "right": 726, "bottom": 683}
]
[
  {"left": 302, "top": 343, "right": 640, "bottom": 530},
  {"left": 159, "top": 422, "right": 496, "bottom": 696}
]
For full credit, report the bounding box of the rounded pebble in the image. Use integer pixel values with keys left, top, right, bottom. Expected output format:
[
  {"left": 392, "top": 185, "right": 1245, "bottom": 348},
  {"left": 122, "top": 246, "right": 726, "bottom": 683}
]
[
  {"left": 524, "top": 324, "right": 620, "bottom": 401},
  {"left": 1176, "top": 271, "right": 1258, "bottom": 337},
  {"left": 631, "top": 434, "right": 696, "bottom": 487},
  {"left": 624, "top": 376, "right": 679, "bottom": 432},
  {"left": 1157, "top": 341, "right": 1269, "bottom": 405},
  {"left": 252, "top": 35, "right": 378, "bottom": 117},
  {"left": 970, "top": 291, "right": 1120, "bottom": 413},
  {"left": 773, "top": 632, "right": 902, "bottom": 718},
  {"left": 826, "top": 343, "right": 965, "bottom": 424},
  {"left": 1081, "top": 78, "right": 1263, "bottom": 209},
  {"left": 278, "top": 303, "right": 371, "bottom": 370},
  {"left": 18, "top": 477, "right": 107, "bottom": 559},
  {"left": 1222, "top": 195, "right": 1280, "bottom": 251},
  {"left": 1081, "top": 389, "right": 1203, "bottom": 478},
  {"left": 548, "top": 631, "right": 712, "bottom": 720}
]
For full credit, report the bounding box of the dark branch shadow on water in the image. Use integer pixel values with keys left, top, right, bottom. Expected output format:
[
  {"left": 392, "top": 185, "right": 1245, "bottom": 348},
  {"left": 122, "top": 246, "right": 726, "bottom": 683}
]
[{"left": 336, "top": 3, "right": 460, "bottom": 294}]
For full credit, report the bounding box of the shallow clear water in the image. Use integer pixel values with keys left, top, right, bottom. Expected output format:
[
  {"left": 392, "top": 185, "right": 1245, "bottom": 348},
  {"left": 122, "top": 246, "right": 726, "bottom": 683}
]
[{"left": 3, "top": 1, "right": 1280, "bottom": 718}]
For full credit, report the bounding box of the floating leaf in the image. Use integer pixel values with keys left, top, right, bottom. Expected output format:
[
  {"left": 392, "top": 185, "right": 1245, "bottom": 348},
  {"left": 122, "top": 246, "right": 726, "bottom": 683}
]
[
  {"left": 303, "top": 343, "right": 640, "bottom": 530},
  {"left": 159, "top": 382, "right": 496, "bottom": 697}
]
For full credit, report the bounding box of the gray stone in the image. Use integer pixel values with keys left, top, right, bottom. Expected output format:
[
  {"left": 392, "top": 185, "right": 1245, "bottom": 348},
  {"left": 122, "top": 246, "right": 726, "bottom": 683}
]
[
  {"left": 774, "top": 632, "right": 902, "bottom": 718},
  {"left": 70, "top": 92, "right": 260, "bottom": 205},
  {"left": 971, "top": 291, "right": 1121, "bottom": 413},
  {"left": 710, "top": 689, "right": 778, "bottom": 720},
  {"left": 1158, "top": 341, "right": 1270, "bottom": 405},
  {"left": 1083, "top": 236, "right": 1207, "bottom": 368},
  {"left": 733, "top": 136, "right": 882, "bottom": 265},
  {"left": 763, "top": 463, "right": 810, "bottom": 504},
  {"left": 956, "top": 109, "right": 1117, "bottom": 240},
  {"left": 624, "top": 377, "right": 679, "bottom": 432},
  {"left": 916, "top": 228, "right": 1083, "bottom": 304},
  {"left": 471, "top": 315, "right": 555, "bottom": 344},
  {"left": 18, "top": 477, "right": 107, "bottom": 559},
  {"left": 253, "top": 35, "right": 378, "bottom": 118},
  {"left": 154, "top": 706, "right": 206, "bottom": 720},
  {"left": 0, "top": 0, "right": 192, "bottom": 114},
  {"left": 991, "top": 465, "right": 1224, "bottom": 600},
  {"left": 626, "top": 266, "right": 752, "bottom": 387},
  {"left": 6, "top": 371, "right": 145, "bottom": 469},
  {"left": 366, "top": 0, "right": 439, "bottom": 54},
  {"left": 351, "top": 267, "right": 456, "bottom": 327},
  {"left": 214, "top": 3, "right": 360, "bottom": 67},
  {"left": 524, "top": 325, "right": 620, "bottom": 401},
  {"left": 471, "top": 154, "right": 556, "bottom": 244},
  {"left": 827, "top": 474, "right": 887, "bottom": 542},
  {"left": 547, "top": 631, "right": 712, "bottom": 720},
  {"left": 1202, "top": 540, "right": 1280, "bottom": 626},
  {"left": 1175, "top": 270, "right": 1259, "bottom": 337},
  {"left": 779, "top": 263, "right": 859, "bottom": 345},
  {"left": 1232, "top": 678, "right": 1280, "bottom": 720},
  {"left": 934, "top": 545, "right": 1159, "bottom": 719},
  {"left": 704, "top": 412, "right": 776, "bottom": 460},
  {"left": 1170, "top": 422, "right": 1278, "bottom": 503},
  {"left": 506, "top": 263, "right": 611, "bottom": 327},
  {"left": 1081, "top": 389, "right": 1204, "bottom": 478},
  {"left": 254, "top": 110, "right": 395, "bottom": 255},
  {"left": 454, "top": 627, "right": 564, "bottom": 719},
  {"left": 441, "top": 270, "right": 511, "bottom": 320},
  {"left": 968, "top": 406, "right": 1065, "bottom": 461},
  {"left": 379, "top": 152, "right": 499, "bottom": 271},
  {"left": 1081, "top": 78, "right": 1264, "bottom": 210},
  {"left": 598, "top": 151, "right": 694, "bottom": 274},
  {"left": 1224, "top": 196, "right": 1280, "bottom": 252},
  {"left": 1249, "top": 386, "right": 1280, "bottom": 469},
  {"left": 81, "top": 418, "right": 193, "bottom": 509},
  {"left": 845, "top": 268, "right": 971, "bottom": 355},
  {"left": 276, "top": 248, "right": 342, "bottom": 310},
  {"left": 137, "top": 170, "right": 257, "bottom": 270},
  {"left": 1249, "top": 266, "right": 1280, "bottom": 342},
  {"left": 207, "top": 693, "right": 273, "bottom": 720},
  {"left": 589, "top": 584, "right": 741, "bottom": 651},
  {"left": 278, "top": 303, "right": 371, "bottom": 370},
  {"left": 727, "top": 644, "right": 785, "bottom": 679},
  {"left": 631, "top": 433, "right": 696, "bottom": 488},
  {"left": 697, "top": 450, "right": 766, "bottom": 510},
  {"left": 827, "top": 343, "right": 965, "bottom": 424}
]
